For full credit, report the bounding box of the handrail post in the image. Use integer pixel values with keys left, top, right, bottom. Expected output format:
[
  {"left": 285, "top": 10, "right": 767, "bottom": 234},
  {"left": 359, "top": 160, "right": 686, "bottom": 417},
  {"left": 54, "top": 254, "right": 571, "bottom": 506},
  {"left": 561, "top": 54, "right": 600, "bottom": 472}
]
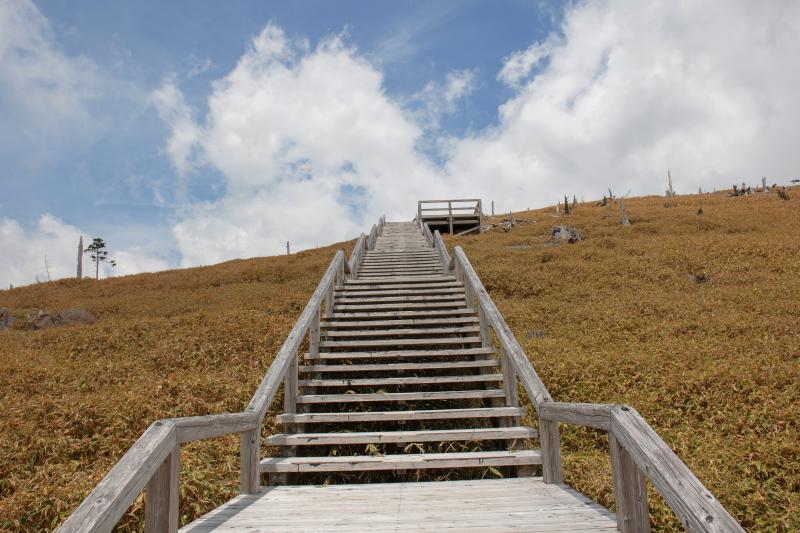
[
  {"left": 336, "top": 255, "right": 345, "bottom": 288},
  {"left": 448, "top": 201, "right": 453, "bottom": 234},
  {"left": 539, "top": 418, "right": 564, "bottom": 483},
  {"left": 145, "top": 445, "right": 179, "bottom": 533},
  {"left": 478, "top": 199, "right": 483, "bottom": 233},
  {"left": 240, "top": 428, "right": 260, "bottom": 494},
  {"left": 610, "top": 433, "right": 651, "bottom": 532}
]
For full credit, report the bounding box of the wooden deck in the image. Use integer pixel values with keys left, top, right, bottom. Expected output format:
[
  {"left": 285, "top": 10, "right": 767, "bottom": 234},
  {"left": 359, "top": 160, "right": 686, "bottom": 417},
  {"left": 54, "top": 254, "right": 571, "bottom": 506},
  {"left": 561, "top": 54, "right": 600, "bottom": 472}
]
[
  {"left": 417, "top": 199, "right": 483, "bottom": 235},
  {"left": 181, "top": 478, "right": 617, "bottom": 532},
  {"left": 58, "top": 215, "right": 743, "bottom": 533}
]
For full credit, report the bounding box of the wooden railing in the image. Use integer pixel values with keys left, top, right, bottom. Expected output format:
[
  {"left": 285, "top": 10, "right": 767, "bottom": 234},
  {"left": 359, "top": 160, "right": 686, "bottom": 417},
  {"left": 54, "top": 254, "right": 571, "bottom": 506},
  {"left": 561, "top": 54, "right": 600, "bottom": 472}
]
[
  {"left": 57, "top": 218, "right": 382, "bottom": 533},
  {"left": 425, "top": 224, "right": 743, "bottom": 533},
  {"left": 417, "top": 199, "right": 483, "bottom": 235}
]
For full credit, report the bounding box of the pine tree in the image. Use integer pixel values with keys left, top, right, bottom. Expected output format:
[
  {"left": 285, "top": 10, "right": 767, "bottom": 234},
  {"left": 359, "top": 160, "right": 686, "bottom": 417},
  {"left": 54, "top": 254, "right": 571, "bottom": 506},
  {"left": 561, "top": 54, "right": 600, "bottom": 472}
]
[{"left": 84, "top": 238, "right": 117, "bottom": 280}]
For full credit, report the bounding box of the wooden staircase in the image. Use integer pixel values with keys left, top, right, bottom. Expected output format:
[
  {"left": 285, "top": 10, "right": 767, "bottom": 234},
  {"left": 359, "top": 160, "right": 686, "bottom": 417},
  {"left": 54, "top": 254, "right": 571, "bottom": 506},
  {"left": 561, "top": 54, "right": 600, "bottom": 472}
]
[
  {"left": 59, "top": 215, "right": 744, "bottom": 533},
  {"left": 262, "top": 222, "right": 541, "bottom": 479}
]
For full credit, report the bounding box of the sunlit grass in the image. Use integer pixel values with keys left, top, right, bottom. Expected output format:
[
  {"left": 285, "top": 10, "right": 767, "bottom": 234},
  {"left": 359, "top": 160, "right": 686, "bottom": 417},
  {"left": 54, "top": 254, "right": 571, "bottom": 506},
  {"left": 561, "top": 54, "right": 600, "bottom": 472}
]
[{"left": 0, "top": 188, "right": 798, "bottom": 531}]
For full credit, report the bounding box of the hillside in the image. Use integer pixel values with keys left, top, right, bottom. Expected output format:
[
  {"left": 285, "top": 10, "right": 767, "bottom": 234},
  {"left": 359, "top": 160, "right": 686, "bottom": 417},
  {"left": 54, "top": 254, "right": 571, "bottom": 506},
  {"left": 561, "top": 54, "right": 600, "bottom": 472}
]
[{"left": 1, "top": 189, "right": 798, "bottom": 531}]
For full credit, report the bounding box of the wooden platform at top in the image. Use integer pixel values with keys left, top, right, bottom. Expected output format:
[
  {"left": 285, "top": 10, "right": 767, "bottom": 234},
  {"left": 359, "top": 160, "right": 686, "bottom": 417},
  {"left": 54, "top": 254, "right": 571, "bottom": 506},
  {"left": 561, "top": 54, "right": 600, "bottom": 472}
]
[{"left": 181, "top": 478, "right": 617, "bottom": 532}]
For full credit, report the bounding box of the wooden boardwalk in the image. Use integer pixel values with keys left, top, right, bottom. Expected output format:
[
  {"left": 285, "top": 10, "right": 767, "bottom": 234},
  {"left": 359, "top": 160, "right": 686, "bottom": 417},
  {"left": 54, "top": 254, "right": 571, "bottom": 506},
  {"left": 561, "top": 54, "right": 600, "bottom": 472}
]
[
  {"left": 58, "top": 216, "right": 743, "bottom": 533},
  {"left": 181, "top": 478, "right": 616, "bottom": 532}
]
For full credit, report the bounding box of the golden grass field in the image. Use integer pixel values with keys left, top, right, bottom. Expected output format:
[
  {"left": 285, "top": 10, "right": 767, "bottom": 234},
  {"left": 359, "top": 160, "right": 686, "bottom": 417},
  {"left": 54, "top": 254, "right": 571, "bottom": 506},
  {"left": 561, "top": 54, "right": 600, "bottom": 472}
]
[{"left": 1, "top": 189, "right": 798, "bottom": 531}]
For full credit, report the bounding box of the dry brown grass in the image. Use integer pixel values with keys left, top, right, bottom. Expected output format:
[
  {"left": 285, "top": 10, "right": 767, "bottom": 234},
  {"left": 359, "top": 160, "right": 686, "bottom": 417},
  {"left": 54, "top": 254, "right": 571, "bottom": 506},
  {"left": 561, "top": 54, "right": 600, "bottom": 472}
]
[
  {"left": 1, "top": 189, "right": 797, "bottom": 531},
  {"left": 451, "top": 188, "right": 799, "bottom": 531}
]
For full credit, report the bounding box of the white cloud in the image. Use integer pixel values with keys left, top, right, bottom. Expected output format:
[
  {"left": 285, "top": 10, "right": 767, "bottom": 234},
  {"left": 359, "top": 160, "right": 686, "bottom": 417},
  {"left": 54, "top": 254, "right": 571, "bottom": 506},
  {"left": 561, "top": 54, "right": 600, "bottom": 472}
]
[
  {"left": 0, "top": 0, "right": 100, "bottom": 155},
  {"left": 149, "top": 3, "right": 800, "bottom": 268},
  {"left": 151, "top": 80, "right": 202, "bottom": 177},
  {"left": 497, "top": 38, "right": 555, "bottom": 89},
  {"left": 0, "top": 215, "right": 82, "bottom": 286},
  {"left": 164, "top": 23, "right": 449, "bottom": 266},
  {"left": 409, "top": 69, "right": 477, "bottom": 130},
  {"left": 447, "top": 0, "right": 800, "bottom": 208},
  {"left": 111, "top": 248, "right": 170, "bottom": 277}
]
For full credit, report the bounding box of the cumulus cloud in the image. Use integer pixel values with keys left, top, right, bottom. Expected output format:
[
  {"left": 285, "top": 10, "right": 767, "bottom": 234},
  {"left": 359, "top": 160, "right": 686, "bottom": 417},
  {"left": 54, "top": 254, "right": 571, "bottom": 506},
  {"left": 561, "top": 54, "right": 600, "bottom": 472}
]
[
  {"left": 408, "top": 69, "right": 477, "bottom": 130},
  {"left": 151, "top": 80, "right": 202, "bottom": 177},
  {"left": 152, "top": 4, "right": 800, "bottom": 266},
  {"left": 0, "top": 215, "right": 82, "bottom": 286},
  {"left": 161, "top": 23, "right": 449, "bottom": 266},
  {"left": 447, "top": 0, "right": 800, "bottom": 207},
  {"left": 0, "top": 0, "right": 101, "bottom": 157}
]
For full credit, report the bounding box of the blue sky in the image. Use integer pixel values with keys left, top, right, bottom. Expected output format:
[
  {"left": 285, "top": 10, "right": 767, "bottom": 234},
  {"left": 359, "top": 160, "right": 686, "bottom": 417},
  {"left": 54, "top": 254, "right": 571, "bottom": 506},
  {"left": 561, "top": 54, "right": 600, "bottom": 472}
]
[{"left": 2, "top": 1, "right": 799, "bottom": 286}]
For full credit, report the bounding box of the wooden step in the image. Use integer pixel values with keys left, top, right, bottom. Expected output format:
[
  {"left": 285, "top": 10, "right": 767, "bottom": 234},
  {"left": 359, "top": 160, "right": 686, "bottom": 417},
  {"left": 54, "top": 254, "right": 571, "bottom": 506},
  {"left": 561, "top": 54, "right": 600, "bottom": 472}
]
[
  {"left": 297, "top": 389, "right": 505, "bottom": 404},
  {"left": 321, "top": 326, "right": 480, "bottom": 338},
  {"left": 325, "top": 309, "right": 477, "bottom": 320},
  {"left": 318, "top": 337, "right": 482, "bottom": 349},
  {"left": 266, "top": 426, "right": 536, "bottom": 446},
  {"left": 335, "top": 282, "right": 462, "bottom": 292},
  {"left": 334, "top": 295, "right": 465, "bottom": 304},
  {"left": 277, "top": 406, "right": 525, "bottom": 423},
  {"left": 360, "top": 260, "right": 441, "bottom": 266},
  {"left": 344, "top": 276, "right": 455, "bottom": 285},
  {"left": 299, "top": 360, "right": 497, "bottom": 373},
  {"left": 334, "top": 287, "right": 463, "bottom": 297},
  {"left": 304, "top": 347, "right": 494, "bottom": 360},
  {"left": 260, "top": 450, "right": 542, "bottom": 473},
  {"left": 320, "top": 317, "right": 479, "bottom": 329},
  {"left": 357, "top": 270, "right": 442, "bottom": 276},
  {"left": 297, "top": 373, "right": 503, "bottom": 387},
  {"left": 333, "top": 302, "right": 467, "bottom": 312}
]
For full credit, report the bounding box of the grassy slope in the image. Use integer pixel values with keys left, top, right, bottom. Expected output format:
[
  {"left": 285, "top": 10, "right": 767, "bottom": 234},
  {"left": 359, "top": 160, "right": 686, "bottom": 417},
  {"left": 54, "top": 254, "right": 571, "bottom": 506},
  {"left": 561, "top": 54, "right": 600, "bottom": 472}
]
[{"left": 1, "top": 190, "right": 798, "bottom": 531}]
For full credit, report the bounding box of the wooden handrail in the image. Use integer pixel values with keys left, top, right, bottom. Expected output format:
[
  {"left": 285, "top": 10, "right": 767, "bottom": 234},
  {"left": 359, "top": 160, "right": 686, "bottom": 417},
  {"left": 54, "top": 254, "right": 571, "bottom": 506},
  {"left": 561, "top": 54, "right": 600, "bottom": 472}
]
[
  {"left": 450, "top": 246, "right": 552, "bottom": 408},
  {"left": 245, "top": 249, "right": 344, "bottom": 419},
  {"left": 423, "top": 223, "right": 743, "bottom": 532},
  {"left": 347, "top": 234, "right": 366, "bottom": 278},
  {"left": 540, "top": 402, "right": 743, "bottom": 532},
  {"left": 422, "top": 223, "right": 434, "bottom": 247},
  {"left": 58, "top": 216, "right": 384, "bottom": 533},
  {"left": 366, "top": 224, "right": 378, "bottom": 250},
  {"left": 432, "top": 230, "right": 450, "bottom": 275}
]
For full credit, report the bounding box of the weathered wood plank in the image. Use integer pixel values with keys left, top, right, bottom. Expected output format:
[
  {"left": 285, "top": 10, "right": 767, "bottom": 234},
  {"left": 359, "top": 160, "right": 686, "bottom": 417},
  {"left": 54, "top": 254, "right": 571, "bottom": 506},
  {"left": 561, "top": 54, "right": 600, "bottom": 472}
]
[
  {"left": 321, "top": 326, "right": 480, "bottom": 337},
  {"left": 321, "top": 316, "right": 478, "bottom": 329},
  {"left": 259, "top": 450, "right": 542, "bottom": 473},
  {"left": 276, "top": 407, "right": 526, "bottom": 424},
  {"left": 299, "top": 359, "right": 497, "bottom": 373},
  {"left": 609, "top": 432, "right": 650, "bottom": 533},
  {"left": 297, "top": 373, "right": 503, "bottom": 387},
  {"left": 57, "top": 421, "right": 177, "bottom": 533},
  {"left": 267, "top": 426, "right": 537, "bottom": 445},
  {"left": 304, "top": 347, "right": 494, "bottom": 360},
  {"left": 539, "top": 402, "right": 613, "bottom": 430},
  {"left": 144, "top": 445, "right": 179, "bottom": 533},
  {"left": 297, "top": 389, "right": 506, "bottom": 404},
  {"left": 609, "top": 406, "right": 743, "bottom": 532},
  {"left": 318, "top": 336, "right": 482, "bottom": 348}
]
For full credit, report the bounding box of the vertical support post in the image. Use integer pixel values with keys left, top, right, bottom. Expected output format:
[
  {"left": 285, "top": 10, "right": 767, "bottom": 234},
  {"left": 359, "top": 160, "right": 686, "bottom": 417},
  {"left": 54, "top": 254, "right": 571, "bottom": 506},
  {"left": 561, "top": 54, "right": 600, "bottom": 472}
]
[
  {"left": 240, "top": 428, "right": 260, "bottom": 494},
  {"left": 539, "top": 418, "right": 564, "bottom": 483},
  {"left": 336, "top": 256, "right": 345, "bottom": 289},
  {"left": 309, "top": 312, "right": 320, "bottom": 357},
  {"left": 478, "top": 199, "right": 483, "bottom": 233},
  {"left": 448, "top": 201, "right": 454, "bottom": 235},
  {"left": 145, "top": 445, "right": 179, "bottom": 533},
  {"left": 77, "top": 236, "right": 83, "bottom": 279},
  {"left": 417, "top": 202, "right": 422, "bottom": 226},
  {"left": 610, "top": 433, "right": 651, "bottom": 533}
]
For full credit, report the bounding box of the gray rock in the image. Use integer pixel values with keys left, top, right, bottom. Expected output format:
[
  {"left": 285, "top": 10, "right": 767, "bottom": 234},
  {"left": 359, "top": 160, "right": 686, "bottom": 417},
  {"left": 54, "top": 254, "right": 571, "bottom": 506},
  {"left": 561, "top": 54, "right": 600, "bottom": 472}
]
[{"left": 57, "top": 308, "right": 97, "bottom": 325}]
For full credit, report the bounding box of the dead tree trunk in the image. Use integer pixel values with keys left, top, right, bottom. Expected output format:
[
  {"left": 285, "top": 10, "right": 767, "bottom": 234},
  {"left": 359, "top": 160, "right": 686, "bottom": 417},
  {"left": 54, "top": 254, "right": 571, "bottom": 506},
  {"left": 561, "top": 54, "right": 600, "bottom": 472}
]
[
  {"left": 77, "top": 236, "right": 83, "bottom": 279},
  {"left": 620, "top": 199, "right": 630, "bottom": 225}
]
